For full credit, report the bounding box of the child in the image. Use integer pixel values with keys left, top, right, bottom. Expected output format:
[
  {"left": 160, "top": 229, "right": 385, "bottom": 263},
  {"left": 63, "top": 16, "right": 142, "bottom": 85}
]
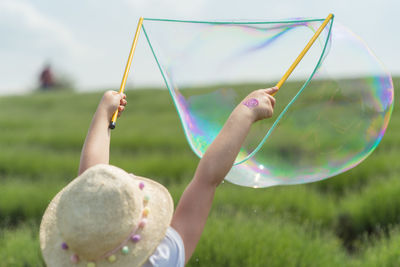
[{"left": 40, "top": 87, "right": 277, "bottom": 266}]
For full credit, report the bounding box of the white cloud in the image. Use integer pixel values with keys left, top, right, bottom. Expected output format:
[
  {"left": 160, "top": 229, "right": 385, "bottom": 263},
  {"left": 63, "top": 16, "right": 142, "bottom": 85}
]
[
  {"left": 0, "top": 0, "right": 85, "bottom": 55},
  {"left": 0, "top": 0, "right": 398, "bottom": 94},
  {"left": 123, "top": 0, "right": 207, "bottom": 19},
  {"left": 0, "top": 0, "right": 89, "bottom": 92}
]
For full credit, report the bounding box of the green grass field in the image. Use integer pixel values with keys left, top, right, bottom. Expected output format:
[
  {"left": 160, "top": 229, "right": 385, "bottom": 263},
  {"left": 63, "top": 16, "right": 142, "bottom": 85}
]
[{"left": 0, "top": 78, "right": 398, "bottom": 266}]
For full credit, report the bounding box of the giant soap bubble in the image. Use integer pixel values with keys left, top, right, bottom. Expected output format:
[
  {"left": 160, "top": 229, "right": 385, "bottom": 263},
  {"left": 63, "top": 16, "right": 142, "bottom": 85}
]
[{"left": 140, "top": 16, "right": 394, "bottom": 187}]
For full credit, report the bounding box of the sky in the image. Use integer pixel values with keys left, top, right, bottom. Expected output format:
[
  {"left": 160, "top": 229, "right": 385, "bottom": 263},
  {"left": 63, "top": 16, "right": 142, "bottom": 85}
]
[{"left": 0, "top": 0, "right": 399, "bottom": 95}]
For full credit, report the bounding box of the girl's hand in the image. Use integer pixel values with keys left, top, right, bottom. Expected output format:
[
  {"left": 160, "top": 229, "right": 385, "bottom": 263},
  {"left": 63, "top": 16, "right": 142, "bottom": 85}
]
[
  {"left": 239, "top": 87, "right": 278, "bottom": 122},
  {"left": 99, "top": 90, "right": 127, "bottom": 120}
]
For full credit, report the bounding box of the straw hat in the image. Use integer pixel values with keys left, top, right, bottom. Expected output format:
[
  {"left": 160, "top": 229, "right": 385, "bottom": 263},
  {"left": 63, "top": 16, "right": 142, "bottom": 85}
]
[{"left": 40, "top": 164, "right": 174, "bottom": 267}]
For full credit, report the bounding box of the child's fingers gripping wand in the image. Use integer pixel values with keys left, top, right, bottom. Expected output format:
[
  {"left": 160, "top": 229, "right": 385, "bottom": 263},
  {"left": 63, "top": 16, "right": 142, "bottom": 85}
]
[
  {"left": 271, "top": 13, "right": 333, "bottom": 97},
  {"left": 109, "top": 17, "right": 144, "bottom": 129}
]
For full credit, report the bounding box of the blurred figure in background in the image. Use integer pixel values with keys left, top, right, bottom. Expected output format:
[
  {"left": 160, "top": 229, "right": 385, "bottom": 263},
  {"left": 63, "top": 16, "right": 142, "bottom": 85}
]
[{"left": 39, "top": 63, "right": 54, "bottom": 90}]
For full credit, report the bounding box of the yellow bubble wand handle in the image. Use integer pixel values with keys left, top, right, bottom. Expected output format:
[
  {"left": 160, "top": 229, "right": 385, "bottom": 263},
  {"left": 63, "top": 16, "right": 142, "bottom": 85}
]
[
  {"left": 272, "top": 13, "right": 333, "bottom": 96},
  {"left": 109, "top": 17, "right": 144, "bottom": 129}
]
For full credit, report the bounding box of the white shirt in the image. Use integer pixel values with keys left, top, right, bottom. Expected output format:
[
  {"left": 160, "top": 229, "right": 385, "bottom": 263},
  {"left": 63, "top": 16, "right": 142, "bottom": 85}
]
[{"left": 142, "top": 227, "right": 185, "bottom": 267}]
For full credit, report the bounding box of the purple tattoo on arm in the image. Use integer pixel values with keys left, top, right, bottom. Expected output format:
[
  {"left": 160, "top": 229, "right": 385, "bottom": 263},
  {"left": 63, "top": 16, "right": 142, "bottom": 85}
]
[{"left": 242, "top": 98, "right": 259, "bottom": 108}]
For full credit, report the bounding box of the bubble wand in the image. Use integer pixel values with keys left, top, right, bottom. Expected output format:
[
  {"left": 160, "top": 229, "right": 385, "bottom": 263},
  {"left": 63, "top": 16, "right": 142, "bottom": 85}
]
[
  {"left": 272, "top": 13, "right": 333, "bottom": 96},
  {"left": 109, "top": 17, "right": 144, "bottom": 129}
]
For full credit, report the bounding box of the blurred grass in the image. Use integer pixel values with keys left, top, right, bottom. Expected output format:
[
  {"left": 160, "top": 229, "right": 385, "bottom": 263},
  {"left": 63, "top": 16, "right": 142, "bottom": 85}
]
[
  {"left": 191, "top": 213, "right": 347, "bottom": 267},
  {"left": 0, "top": 77, "right": 398, "bottom": 266},
  {"left": 0, "top": 222, "right": 44, "bottom": 266}
]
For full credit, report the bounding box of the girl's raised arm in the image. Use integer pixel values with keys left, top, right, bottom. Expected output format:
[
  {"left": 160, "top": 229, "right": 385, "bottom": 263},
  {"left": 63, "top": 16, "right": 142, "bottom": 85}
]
[
  {"left": 171, "top": 87, "right": 278, "bottom": 263},
  {"left": 78, "top": 91, "right": 126, "bottom": 175}
]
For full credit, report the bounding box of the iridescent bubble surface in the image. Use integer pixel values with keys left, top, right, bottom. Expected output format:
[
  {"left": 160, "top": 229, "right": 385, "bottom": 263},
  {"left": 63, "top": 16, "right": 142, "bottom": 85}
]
[{"left": 141, "top": 17, "right": 394, "bottom": 187}]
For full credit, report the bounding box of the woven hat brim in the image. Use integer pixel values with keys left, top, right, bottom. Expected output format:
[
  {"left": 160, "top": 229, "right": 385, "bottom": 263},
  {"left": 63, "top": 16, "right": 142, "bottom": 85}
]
[{"left": 40, "top": 175, "right": 174, "bottom": 267}]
